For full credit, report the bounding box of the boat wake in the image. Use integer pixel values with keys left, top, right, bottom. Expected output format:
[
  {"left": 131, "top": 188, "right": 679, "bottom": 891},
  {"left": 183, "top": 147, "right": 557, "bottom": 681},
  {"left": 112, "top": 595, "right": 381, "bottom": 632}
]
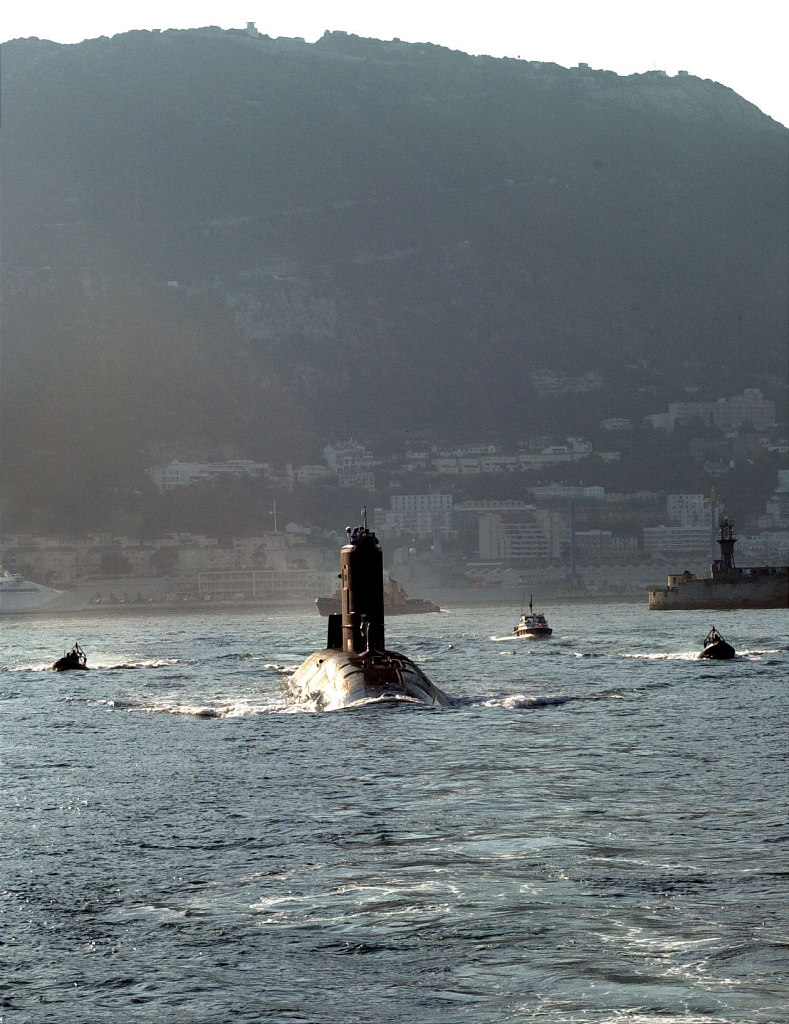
[
  {"left": 487, "top": 693, "right": 573, "bottom": 710},
  {"left": 100, "top": 695, "right": 289, "bottom": 717},
  {"left": 489, "top": 634, "right": 562, "bottom": 644},
  {"left": 106, "top": 657, "right": 182, "bottom": 670},
  {"left": 622, "top": 651, "right": 702, "bottom": 661},
  {"left": 341, "top": 694, "right": 437, "bottom": 711},
  {"left": 10, "top": 656, "right": 185, "bottom": 672}
]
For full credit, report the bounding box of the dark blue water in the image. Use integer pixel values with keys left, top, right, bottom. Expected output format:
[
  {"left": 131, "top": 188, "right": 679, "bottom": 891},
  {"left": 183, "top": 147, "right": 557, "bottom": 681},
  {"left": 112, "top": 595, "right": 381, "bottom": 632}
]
[{"left": 2, "top": 604, "right": 787, "bottom": 1023}]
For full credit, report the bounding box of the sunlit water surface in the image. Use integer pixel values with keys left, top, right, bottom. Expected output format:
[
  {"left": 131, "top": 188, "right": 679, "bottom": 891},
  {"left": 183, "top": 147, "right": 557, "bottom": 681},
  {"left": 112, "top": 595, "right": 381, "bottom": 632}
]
[{"left": 2, "top": 603, "right": 787, "bottom": 1023}]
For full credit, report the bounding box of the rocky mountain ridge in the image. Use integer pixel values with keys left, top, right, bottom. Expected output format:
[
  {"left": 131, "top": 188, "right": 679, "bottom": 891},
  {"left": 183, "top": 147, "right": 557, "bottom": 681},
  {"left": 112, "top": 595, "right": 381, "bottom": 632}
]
[{"left": 1, "top": 29, "right": 786, "bottom": 530}]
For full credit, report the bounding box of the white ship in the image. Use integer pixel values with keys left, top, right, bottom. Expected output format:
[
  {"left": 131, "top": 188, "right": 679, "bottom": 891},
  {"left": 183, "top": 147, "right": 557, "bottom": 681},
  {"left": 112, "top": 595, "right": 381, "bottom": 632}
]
[{"left": 0, "top": 569, "right": 63, "bottom": 613}]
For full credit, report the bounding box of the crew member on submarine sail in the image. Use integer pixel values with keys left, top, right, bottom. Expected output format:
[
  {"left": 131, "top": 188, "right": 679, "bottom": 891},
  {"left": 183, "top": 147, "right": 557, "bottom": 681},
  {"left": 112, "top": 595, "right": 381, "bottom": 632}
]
[{"left": 289, "top": 508, "right": 450, "bottom": 710}]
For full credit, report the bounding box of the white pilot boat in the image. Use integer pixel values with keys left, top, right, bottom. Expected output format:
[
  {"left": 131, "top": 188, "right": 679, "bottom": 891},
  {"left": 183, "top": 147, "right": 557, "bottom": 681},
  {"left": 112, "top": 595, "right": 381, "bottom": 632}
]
[{"left": 513, "top": 596, "right": 552, "bottom": 638}]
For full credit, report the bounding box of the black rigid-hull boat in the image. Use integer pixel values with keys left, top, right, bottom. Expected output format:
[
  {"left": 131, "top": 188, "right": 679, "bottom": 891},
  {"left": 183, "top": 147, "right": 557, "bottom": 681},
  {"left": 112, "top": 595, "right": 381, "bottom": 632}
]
[
  {"left": 52, "top": 643, "right": 88, "bottom": 671},
  {"left": 698, "top": 627, "right": 735, "bottom": 660}
]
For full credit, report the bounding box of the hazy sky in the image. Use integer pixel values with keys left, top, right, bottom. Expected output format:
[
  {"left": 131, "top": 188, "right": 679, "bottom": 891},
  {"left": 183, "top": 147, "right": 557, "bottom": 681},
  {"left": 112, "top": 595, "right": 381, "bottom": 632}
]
[{"left": 1, "top": 0, "right": 787, "bottom": 128}]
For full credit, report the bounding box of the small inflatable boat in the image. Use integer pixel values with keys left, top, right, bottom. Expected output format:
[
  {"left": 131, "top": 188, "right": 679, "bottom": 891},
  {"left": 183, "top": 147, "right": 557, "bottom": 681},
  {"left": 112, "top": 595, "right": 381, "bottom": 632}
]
[
  {"left": 52, "top": 643, "right": 89, "bottom": 671},
  {"left": 698, "top": 628, "right": 735, "bottom": 660}
]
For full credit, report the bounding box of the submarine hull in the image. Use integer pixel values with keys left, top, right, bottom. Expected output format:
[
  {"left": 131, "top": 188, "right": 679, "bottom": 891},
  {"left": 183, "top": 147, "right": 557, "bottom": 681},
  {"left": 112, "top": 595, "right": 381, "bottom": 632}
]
[{"left": 289, "top": 648, "right": 451, "bottom": 711}]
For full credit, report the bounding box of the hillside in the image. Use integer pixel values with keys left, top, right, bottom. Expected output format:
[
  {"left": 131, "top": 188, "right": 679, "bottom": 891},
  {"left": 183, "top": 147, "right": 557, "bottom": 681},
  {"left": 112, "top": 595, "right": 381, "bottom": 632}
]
[{"left": 1, "top": 28, "right": 787, "bottom": 529}]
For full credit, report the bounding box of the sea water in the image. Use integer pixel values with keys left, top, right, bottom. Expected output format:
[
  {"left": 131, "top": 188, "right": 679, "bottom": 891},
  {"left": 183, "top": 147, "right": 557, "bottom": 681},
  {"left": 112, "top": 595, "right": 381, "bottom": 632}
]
[{"left": 1, "top": 603, "right": 787, "bottom": 1023}]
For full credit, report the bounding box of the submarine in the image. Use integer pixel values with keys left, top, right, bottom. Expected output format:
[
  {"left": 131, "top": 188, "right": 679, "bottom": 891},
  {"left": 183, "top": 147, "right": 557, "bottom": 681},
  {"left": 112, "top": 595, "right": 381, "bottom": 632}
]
[{"left": 289, "top": 509, "right": 451, "bottom": 710}]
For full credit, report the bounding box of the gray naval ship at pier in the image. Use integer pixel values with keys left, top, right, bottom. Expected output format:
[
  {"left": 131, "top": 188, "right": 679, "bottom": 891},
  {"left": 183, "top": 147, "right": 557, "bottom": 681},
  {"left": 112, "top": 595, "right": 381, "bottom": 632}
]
[{"left": 648, "top": 516, "right": 788, "bottom": 610}]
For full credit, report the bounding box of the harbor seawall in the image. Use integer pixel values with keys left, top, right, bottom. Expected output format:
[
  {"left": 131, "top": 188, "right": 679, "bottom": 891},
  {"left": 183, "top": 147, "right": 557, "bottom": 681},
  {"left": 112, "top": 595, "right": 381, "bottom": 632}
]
[{"left": 648, "top": 569, "right": 788, "bottom": 609}]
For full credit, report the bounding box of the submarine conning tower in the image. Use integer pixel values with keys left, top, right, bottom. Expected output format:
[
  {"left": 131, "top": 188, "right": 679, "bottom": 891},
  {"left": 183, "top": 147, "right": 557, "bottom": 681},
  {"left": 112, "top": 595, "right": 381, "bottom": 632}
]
[
  {"left": 339, "top": 508, "right": 385, "bottom": 655},
  {"left": 292, "top": 507, "right": 451, "bottom": 709}
]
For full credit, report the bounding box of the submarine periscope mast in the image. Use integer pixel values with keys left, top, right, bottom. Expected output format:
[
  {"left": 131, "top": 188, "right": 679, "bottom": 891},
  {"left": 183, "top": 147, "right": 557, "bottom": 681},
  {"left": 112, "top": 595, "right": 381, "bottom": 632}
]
[{"left": 289, "top": 508, "right": 450, "bottom": 710}]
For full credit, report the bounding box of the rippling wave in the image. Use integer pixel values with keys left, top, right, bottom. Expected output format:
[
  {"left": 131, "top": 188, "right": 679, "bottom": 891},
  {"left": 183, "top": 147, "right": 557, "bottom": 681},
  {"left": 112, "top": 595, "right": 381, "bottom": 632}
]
[{"left": 2, "top": 603, "right": 787, "bottom": 1023}]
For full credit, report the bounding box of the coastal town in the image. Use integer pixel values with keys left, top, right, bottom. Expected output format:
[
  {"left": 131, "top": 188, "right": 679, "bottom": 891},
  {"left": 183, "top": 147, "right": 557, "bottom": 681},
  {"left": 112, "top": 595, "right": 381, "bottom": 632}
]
[{"left": 3, "top": 387, "right": 786, "bottom": 609}]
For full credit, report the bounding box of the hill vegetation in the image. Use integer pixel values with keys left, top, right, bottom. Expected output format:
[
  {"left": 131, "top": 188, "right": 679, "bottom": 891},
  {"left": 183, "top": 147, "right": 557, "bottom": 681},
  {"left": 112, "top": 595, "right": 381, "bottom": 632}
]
[{"left": 1, "top": 28, "right": 786, "bottom": 531}]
